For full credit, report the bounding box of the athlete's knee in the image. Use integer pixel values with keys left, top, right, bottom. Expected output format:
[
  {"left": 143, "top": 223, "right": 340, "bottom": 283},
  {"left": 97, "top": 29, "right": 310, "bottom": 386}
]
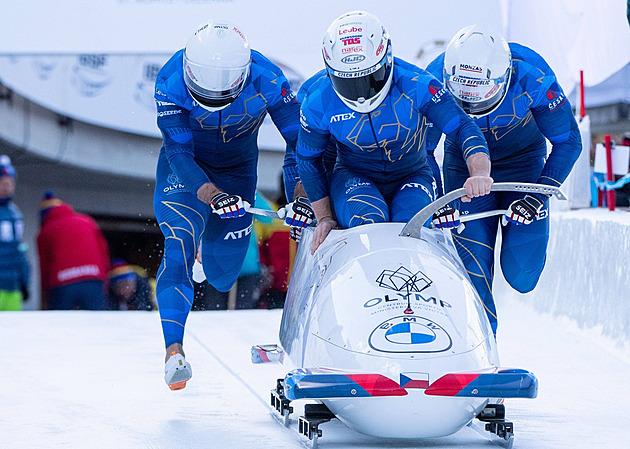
[
  {"left": 507, "top": 274, "right": 541, "bottom": 294},
  {"left": 347, "top": 213, "right": 387, "bottom": 227},
  {"left": 209, "top": 275, "right": 238, "bottom": 293},
  {"left": 501, "top": 254, "right": 546, "bottom": 293},
  {"left": 201, "top": 242, "right": 247, "bottom": 292}
]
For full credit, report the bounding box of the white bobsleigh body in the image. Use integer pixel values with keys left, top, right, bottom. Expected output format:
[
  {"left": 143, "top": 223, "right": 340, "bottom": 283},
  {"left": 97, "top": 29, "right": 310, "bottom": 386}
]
[
  {"left": 273, "top": 184, "right": 556, "bottom": 439},
  {"left": 280, "top": 223, "right": 500, "bottom": 437}
]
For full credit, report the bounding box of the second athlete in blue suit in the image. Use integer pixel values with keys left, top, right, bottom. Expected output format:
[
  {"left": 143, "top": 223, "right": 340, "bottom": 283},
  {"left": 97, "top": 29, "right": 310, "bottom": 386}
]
[{"left": 297, "top": 11, "right": 493, "bottom": 253}]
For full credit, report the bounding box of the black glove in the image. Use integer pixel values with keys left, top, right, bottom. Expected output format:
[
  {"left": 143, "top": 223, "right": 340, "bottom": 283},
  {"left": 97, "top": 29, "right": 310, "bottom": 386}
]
[
  {"left": 284, "top": 197, "right": 315, "bottom": 229},
  {"left": 289, "top": 226, "right": 303, "bottom": 243},
  {"left": 210, "top": 193, "right": 248, "bottom": 219},
  {"left": 503, "top": 195, "right": 544, "bottom": 226},
  {"left": 21, "top": 284, "right": 29, "bottom": 301},
  {"left": 432, "top": 204, "right": 461, "bottom": 229}
]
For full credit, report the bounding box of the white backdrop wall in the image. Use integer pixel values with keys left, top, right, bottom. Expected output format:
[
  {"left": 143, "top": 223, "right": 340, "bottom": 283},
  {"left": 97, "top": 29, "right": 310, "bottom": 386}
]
[
  {"left": 2, "top": 1, "right": 629, "bottom": 139},
  {"left": 1, "top": 0, "right": 504, "bottom": 138}
]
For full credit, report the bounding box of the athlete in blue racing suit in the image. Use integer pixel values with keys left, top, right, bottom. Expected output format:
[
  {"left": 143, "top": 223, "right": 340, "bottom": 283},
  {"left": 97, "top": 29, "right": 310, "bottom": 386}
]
[
  {"left": 154, "top": 21, "right": 305, "bottom": 389},
  {"left": 297, "top": 12, "right": 492, "bottom": 253},
  {"left": 425, "top": 25, "right": 582, "bottom": 335}
]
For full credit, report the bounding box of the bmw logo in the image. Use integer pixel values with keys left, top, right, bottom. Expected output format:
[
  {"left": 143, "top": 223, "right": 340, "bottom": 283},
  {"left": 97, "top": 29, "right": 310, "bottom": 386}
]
[{"left": 369, "top": 316, "right": 452, "bottom": 353}]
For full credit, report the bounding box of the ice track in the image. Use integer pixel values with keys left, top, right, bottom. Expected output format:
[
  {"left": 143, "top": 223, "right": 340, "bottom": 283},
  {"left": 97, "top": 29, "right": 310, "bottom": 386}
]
[{"left": 1, "top": 294, "right": 628, "bottom": 449}]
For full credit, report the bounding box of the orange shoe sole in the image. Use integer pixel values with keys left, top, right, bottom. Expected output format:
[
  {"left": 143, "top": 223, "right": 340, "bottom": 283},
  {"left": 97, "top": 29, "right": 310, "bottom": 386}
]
[{"left": 169, "top": 380, "right": 188, "bottom": 391}]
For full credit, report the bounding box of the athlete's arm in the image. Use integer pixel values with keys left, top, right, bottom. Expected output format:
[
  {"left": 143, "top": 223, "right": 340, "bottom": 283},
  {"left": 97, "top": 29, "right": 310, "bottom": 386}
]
[
  {"left": 296, "top": 99, "right": 337, "bottom": 253},
  {"left": 266, "top": 78, "right": 301, "bottom": 201},
  {"left": 422, "top": 82, "right": 492, "bottom": 201},
  {"left": 530, "top": 80, "right": 582, "bottom": 198},
  {"left": 155, "top": 73, "right": 214, "bottom": 201}
]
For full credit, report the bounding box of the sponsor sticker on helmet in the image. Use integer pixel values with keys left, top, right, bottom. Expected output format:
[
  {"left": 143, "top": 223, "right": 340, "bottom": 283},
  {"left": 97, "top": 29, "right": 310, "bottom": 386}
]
[
  {"left": 338, "top": 26, "right": 363, "bottom": 35},
  {"left": 341, "top": 54, "right": 366, "bottom": 64}
]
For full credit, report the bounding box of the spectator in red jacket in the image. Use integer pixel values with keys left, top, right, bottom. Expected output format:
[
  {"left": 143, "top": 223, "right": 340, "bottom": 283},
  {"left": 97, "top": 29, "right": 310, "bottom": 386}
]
[{"left": 37, "top": 191, "right": 110, "bottom": 310}]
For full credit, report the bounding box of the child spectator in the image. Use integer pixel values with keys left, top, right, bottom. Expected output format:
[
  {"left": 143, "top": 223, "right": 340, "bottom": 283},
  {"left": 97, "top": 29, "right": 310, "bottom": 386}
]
[{"left": 108, "top": 258, "right": 155, "bottom": 311}]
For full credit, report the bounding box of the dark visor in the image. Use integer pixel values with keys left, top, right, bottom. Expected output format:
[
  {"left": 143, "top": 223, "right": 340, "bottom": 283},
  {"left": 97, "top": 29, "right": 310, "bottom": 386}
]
[
  {"left": 188, "top": 89, "right": 239, "bottom": 109},
  {"left": 326, "top": 44, "right": 392, "bottom": 102}
]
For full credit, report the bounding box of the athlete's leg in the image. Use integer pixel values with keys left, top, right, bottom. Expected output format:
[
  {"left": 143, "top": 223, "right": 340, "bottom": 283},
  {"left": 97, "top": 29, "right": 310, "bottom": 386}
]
[
  {"left": 495, "top": 154, "right": 549, "bottom": 293},
  {"left": 154, "top": 153, "right": 208, "bottom": 351},
  {"left": 329, "top": 167, "right": 389, "bottom": 228},
  {"left": 389, "top": 165, "right": 436, "bottom": 223},
  {"left": 200, "top": 170, "right": 257, "bottom": 293},
  {"left": 444, "top": 154, "right": 501, "bottom": 334},
  {"left": 499, "top": 192, "right": 549, "bottom": 293},
  {"left": 453, "top": 195, "right": 501, "bottom": 334}
]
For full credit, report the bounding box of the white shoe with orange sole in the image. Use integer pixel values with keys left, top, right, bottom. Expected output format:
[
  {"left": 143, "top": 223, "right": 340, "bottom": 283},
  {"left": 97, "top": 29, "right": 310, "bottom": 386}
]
[{"left": 164, "top": 352, "right": 192, "bottom": 391}]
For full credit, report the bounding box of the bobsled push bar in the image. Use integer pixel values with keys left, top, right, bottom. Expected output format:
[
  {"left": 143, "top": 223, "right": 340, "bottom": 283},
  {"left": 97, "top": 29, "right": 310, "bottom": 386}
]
[
  {"left": 401, "top": 182, "right": 567, "bottom": 240},
  {"left": 244, "top": 203, "right": 287, "bottom": 219},
  {"left": 282, "top": 367, "right": 537, "bottom": 400}
]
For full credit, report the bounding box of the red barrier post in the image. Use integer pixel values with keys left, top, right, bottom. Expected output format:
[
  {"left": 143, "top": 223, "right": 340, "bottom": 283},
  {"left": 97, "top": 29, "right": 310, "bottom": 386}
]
[
  {"left": 579, "top": 70, "right": 586, "bottom": 120},
  {"left": 605, "top": 135, "right": 615, "bottom": 211}
]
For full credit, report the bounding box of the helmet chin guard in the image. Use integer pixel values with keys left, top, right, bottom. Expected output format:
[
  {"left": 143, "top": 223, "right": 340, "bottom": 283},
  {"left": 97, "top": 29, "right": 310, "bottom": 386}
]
[
  {"left": 443, "top": 24, "right": 512, "bottom": 117},
  {"left": 322, "top": 11, "right": 393, "bottom": 113},
  {"left": 183, "top": 20, "right": 251, "bottom": 110}
]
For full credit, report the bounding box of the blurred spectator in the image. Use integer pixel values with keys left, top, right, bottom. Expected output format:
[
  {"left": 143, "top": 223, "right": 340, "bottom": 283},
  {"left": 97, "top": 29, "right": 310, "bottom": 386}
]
[
  {"left": 0, "top": 156, "right": 30, "bottom": 311},
  {"left": 257, "top": 210, "right": 294, "bottom": 309},
  {"left": 108, "top": 258, "right": 155, "bottom": 311},
  {"left": 37, "top": 191, "right": 109, "bottom": 310}
]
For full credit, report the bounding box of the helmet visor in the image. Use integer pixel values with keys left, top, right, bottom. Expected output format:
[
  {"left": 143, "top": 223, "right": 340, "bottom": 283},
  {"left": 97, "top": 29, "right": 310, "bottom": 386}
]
[
  {"left": 445, "top": 67, "right": 510, "bottom": 116},
  {"left": 326, "top": 43, "right": 392, "bottom": 104},
  {"left": 183, "top": 57, "right": 250, "bottom": 107}
]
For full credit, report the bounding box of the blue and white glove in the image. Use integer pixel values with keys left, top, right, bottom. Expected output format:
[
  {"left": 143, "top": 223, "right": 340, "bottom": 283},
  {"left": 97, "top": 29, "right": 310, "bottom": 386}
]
[
  {"left": 210, "top": 193, "right": 248, "bottom": 219},
  {"left": 289, "top": 226, "right": 303, "bottom": 243},
  {"left": 502, "top": 195, "right": 543, "bottom": 226},
  {"left": 284, "top": 197, "right": 314, "bottom": 229},
  {"left": 432, "top": 204, "right": 461, "bottom": 229}
]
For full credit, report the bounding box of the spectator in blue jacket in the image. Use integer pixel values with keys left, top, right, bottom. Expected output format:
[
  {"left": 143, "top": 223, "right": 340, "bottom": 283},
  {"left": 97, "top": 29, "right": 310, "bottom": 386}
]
[{"left": 0, "top": 155, "right": 29, "bottom": 311}]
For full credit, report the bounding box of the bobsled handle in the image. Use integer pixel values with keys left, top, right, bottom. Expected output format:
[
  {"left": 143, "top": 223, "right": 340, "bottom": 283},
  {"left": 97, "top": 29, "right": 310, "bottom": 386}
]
[
  {"left": 244, "top": 204, "right": 287, "bottom": 220},
  {"left": 400, "top": 182, "right": 567, "bottom": 239}
]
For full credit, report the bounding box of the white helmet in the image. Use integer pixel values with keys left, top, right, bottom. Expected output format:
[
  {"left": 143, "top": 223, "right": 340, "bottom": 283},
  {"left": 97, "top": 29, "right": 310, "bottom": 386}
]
[
  {"left": 443, "top": 24, "right": 512, "bottom": 117},
  {"left": 322, "top": 11, "right": 393, "bottom": 113},
  {"left": 183, "top": 20, "right": 251, "bottom": 111}
]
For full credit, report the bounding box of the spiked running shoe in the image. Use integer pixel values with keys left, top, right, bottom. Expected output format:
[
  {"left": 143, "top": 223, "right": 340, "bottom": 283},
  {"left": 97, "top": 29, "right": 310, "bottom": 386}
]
[{"left": 164, "top": 352, "right": 192, "bottom": 391}]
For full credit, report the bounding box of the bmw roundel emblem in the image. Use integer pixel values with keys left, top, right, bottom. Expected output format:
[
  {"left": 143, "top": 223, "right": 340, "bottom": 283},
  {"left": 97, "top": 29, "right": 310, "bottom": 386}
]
[{"left": 369, "top": 316, "right": 452, "bottom": 353}]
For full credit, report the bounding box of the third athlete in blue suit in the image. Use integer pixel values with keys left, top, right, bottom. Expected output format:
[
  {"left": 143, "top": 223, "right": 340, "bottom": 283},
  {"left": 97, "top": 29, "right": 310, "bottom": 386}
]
[{"left": 426, "top": 25, "right": 582, "bottom": 335}]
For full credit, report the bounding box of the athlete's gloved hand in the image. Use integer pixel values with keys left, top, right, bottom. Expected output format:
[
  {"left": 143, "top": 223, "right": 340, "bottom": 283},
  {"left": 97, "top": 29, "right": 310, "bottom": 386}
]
[
  {"left": 283, "top": 197, "right": 314, "bottom": 229},
  {"left": 432, "top": 204, "right": 461, "bottom": 229},
  {"left": 502, "top": 195, "right": 544, "bottom": 226},
  {"left": 289, "top": 226, "right": 303, "bottom": 243},
  {"left": 210, "top": 193, "right": 248, "bottom": 219}
]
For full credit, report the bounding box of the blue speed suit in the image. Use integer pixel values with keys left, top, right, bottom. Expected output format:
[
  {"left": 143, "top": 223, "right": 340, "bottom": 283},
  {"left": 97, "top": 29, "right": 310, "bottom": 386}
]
[
  {"left": 154, "top": 49, "right": 299, "bottom": 348},
  {"left": 426, "top": 43, "right": 582, "bottom": 334},
  {"left": 297, "top": 58, "right": 489, "bottom": 228}
]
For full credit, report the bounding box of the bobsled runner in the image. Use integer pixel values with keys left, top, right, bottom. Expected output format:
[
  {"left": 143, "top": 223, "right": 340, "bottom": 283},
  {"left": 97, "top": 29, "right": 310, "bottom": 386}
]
[{"left": 253, "top": 183, "right": 567, "bottom": 447}]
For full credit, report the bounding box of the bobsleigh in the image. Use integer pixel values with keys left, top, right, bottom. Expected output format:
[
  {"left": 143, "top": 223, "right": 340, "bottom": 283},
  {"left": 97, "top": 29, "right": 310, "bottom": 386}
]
[{"left": 254, "top": 183, "right": 566, "bottom": 445}]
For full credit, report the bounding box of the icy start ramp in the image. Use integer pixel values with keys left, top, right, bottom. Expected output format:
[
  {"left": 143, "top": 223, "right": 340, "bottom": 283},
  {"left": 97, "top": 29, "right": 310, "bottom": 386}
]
[{"left": 0, "top": 307, "right": 628, "bottom": 449}]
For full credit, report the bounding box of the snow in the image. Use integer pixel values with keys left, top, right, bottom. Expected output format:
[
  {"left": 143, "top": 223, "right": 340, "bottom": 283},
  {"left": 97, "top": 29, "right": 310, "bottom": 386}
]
[{"left": 1, "top": 303, "right": 628, "bottom": 449}]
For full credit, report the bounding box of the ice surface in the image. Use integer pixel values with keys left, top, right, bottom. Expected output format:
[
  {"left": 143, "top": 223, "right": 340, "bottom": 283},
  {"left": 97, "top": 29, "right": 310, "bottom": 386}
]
[
  {"left": 0, "top": 304, "right": 628, "bottom": 449},
  {"left": 2, "top": 208, "right": 629, "bottom": 448}
]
